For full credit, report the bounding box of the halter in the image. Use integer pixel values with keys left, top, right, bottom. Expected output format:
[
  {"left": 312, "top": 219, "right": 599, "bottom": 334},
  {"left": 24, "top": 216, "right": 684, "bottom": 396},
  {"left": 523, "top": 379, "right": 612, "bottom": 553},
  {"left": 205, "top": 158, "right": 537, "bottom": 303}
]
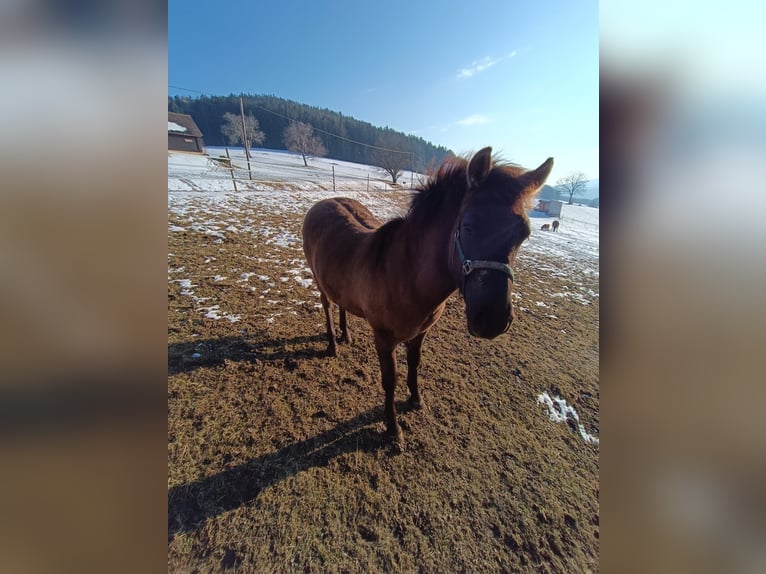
[{"left": 453, "top": 225, "right": 515, "bottom": 293}]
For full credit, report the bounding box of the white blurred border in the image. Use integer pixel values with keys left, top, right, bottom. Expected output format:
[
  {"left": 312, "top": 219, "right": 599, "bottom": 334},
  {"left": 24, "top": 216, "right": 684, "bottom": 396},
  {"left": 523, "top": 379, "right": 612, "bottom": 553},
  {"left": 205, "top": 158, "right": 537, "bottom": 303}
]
[{"left": 602, "top": 2, "right": 766, "bottom": 572}]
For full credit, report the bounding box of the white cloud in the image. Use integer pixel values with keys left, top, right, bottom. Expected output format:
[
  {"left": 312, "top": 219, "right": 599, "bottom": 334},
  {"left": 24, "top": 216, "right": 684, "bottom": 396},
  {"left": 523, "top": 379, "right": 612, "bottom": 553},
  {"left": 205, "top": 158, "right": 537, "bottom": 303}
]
[
  {"left": 457, "top": 57, "right": 496, "bottom": 79},
  {"left": 456, "top": 51, "right": 517, "bottom": 79},
  {"left": 456, "top": 114, "right": 489, "bottom": 126}
]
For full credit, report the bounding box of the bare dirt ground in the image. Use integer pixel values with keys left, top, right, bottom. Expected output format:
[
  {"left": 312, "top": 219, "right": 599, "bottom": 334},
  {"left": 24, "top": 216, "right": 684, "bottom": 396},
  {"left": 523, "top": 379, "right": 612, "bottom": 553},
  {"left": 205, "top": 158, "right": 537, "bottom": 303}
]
[{"left": 168, "top": 189, "right": 599, "bottom": 573}]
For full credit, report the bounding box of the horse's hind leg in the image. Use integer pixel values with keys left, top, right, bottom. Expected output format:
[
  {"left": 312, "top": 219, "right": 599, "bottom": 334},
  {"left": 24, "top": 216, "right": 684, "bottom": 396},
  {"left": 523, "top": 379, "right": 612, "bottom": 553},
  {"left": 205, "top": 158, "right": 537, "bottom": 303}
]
[
  {"left": 405, "top": 332, "right": 425, "bottom": 409},
  {"left": 338, "top": 308, "right": 351, "bottom": 344},
  {"left": 319, "top": 291, "right": 338, "bottom": 356}
]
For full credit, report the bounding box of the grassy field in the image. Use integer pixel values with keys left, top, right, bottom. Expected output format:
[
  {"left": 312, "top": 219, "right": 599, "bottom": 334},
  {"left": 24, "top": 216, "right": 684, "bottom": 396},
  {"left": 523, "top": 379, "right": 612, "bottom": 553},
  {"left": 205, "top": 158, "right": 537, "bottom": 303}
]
[{"left": 168, "top": 187, "right": 599, "bottom": 573}]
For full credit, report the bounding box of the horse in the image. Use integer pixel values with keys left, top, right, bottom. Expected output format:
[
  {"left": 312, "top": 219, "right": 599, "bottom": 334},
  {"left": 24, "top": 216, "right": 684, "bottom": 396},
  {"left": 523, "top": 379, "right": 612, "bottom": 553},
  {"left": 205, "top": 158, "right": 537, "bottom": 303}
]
[
  {"left": 552, "top": 219, "right": 560, "bottom": 232},
  {"left": 541, "top": 223, "right": 551, "bottom": 231},
  {"left": 302, "top": 147, "right": 553, "bottom": 441}
]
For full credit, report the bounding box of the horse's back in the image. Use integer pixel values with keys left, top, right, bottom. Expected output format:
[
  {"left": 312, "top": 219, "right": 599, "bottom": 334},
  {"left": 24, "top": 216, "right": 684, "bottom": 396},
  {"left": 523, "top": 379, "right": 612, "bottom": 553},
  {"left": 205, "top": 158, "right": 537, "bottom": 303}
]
[
  {"left": 303, "top": 198, "right": 381, "bottom": 254},
  {"left": 302, "top": 198, "right": 382, "bottom": 305}
]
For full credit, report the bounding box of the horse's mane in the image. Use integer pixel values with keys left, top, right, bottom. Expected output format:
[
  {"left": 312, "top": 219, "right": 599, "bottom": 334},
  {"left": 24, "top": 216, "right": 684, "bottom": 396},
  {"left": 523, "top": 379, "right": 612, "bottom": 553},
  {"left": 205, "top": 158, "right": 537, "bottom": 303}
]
[{"left": 407, "top": 153, "right": 526, "bottom": 225}]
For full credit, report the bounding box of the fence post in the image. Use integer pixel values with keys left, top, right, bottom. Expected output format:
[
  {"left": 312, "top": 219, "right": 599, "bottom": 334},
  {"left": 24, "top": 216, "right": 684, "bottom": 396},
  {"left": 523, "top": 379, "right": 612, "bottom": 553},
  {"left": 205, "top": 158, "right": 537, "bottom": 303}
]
[
  {"left": 226, "top": 147, "right": 238, "bottom": 192},
  {"left": 332, "top": 165, "right": 335, "bottom": 192}
]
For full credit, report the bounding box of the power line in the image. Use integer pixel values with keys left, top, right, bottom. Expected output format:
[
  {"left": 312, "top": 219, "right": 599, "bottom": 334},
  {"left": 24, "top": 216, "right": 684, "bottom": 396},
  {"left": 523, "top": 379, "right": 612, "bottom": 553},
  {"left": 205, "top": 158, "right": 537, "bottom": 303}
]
[{"left": 169, "top": 84, "right": 414, "bottom": 157}]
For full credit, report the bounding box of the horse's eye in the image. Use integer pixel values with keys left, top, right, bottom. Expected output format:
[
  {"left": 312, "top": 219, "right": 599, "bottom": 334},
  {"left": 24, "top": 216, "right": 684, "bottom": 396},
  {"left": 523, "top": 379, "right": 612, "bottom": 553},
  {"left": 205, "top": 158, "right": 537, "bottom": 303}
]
[{"left": 463, "top": 223, "right": 474, "bottom": 234}]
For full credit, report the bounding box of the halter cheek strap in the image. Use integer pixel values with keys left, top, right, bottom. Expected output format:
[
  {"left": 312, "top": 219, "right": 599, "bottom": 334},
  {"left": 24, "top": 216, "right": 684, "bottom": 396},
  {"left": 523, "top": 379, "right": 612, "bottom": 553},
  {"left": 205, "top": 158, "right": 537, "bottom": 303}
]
[{"left": 453, "top": 228, "right": 515, "bottom": 292}]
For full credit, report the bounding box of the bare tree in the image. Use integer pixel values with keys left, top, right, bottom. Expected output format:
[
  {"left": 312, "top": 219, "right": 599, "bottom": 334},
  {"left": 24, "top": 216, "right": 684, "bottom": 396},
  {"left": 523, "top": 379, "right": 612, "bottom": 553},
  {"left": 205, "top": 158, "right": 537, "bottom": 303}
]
[
  {"left": 221, "top": 112, "right": 265, "bottom": 154},
  {"left": 282, "top": 121, "right": 327, "bottom": 166},
  {"left": 556, "top": 171, "right": 589, "bottom": 204},
  {"left": 371, "top": 134, "right": 411, "bottom": 184}
]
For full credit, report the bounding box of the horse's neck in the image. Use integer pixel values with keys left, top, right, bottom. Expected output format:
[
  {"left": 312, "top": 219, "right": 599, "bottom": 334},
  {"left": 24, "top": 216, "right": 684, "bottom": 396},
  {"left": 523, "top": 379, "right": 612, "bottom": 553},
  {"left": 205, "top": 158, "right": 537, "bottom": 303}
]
[{"left": 399, "top": 214, "right": 458, "bottom": 305}]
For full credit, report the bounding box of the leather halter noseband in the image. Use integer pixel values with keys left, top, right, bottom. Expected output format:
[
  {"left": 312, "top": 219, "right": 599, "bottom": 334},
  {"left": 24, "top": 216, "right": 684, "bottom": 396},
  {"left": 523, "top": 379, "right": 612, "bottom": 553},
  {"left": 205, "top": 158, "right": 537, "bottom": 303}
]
[{"left": 453, "top": 226, "right": 515, "bottom": 293}]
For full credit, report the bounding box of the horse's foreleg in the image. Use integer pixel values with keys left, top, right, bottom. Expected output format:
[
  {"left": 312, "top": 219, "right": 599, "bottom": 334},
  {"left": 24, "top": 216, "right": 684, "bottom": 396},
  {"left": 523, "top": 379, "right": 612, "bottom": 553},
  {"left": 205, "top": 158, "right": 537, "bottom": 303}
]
[
  {"left": 405, "top": 332, "right": 426, "bottom": 409},
  {"left": 320, "top": 292, "right": 337, "bottom": 357},
  {"left": 373, "top": 330, "right": 402, "bottom": 441},
  {"left": 338, "top": 308, "right": 351, "bottom": 344}
]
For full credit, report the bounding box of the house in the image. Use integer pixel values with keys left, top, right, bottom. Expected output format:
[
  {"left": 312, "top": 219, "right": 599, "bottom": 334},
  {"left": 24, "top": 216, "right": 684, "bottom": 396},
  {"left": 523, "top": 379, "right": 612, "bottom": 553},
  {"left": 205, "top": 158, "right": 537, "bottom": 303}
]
[
  {"left": 533, "top": 199, "right": 563, "bottom": 217},
  {"left": 534, "top": 199, "right": 550, "bottom": 213},
  {"left": 544, "top": 200, "right": 563, "bottom": 217},
  {"left": 168, "top": 112, "right": 205, "bottom": 153}
]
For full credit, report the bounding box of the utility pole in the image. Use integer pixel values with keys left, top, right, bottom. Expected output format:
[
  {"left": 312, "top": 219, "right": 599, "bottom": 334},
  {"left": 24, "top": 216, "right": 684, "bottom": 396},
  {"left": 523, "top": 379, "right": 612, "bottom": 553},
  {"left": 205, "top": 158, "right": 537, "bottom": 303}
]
[{"left": 239, "top": 96, "right": 252, "bottom": 179}]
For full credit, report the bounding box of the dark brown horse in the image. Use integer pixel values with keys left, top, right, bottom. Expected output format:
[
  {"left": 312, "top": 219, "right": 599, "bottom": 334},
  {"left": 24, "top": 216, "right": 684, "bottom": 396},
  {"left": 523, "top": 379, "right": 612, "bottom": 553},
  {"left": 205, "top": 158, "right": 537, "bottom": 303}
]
[{"left": 302, "top": 147, "right": 553, "bottom": 441}]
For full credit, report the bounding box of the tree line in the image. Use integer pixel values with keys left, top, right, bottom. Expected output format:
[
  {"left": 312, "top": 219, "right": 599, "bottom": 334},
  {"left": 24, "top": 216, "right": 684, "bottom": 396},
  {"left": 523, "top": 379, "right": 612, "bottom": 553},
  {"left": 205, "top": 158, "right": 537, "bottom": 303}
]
[{"left": 168, "top": 94, "right": 454, "bottom": 175}]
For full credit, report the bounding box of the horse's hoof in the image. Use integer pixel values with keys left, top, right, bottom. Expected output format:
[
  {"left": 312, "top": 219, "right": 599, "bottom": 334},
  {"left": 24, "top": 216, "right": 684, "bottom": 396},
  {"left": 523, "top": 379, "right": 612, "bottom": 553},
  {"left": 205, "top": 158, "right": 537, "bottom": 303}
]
[
  {"left": 326, "top": 346, "right": 337, "bottom": 357},
  {"left": 408, "top": 397, "right": 424, "bottom": 410},
  {"left": 383, "top": 425, "right": 404, "bottom": 443}
]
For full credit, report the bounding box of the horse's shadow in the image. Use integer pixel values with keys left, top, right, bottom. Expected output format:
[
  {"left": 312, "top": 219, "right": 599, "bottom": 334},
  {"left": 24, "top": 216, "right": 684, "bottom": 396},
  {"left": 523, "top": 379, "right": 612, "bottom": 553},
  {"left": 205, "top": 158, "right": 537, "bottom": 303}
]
[
  {"left": 168, "top": 407, "right": 394, "bottom": 540},
  {"left": 169, "top": 332, "right": 404, "bottom": 540},
  {"left": 168, "top": 332, "right": 327, "bottom": 375}
]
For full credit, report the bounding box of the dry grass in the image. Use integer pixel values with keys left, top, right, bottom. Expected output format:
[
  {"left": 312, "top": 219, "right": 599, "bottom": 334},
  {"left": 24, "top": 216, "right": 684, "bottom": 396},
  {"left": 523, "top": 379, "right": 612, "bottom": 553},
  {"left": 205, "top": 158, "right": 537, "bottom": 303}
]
[{"left": 168, "top": 190, "right": 599, "bottom": 573}]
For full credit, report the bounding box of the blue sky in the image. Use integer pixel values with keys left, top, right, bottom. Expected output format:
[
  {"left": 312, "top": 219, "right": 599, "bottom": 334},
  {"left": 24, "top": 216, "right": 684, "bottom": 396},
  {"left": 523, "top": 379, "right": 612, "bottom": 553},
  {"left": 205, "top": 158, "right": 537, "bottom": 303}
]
[{"left": 169, "top": 0, "right": 598, "bottom": 183}]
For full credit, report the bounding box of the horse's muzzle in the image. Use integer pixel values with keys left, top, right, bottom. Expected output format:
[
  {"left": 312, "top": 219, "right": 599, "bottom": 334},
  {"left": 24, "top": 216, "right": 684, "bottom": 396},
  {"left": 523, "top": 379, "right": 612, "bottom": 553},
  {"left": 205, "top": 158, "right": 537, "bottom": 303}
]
[{"left": 466, "top": 305, "right": 513, "bottom": 339}]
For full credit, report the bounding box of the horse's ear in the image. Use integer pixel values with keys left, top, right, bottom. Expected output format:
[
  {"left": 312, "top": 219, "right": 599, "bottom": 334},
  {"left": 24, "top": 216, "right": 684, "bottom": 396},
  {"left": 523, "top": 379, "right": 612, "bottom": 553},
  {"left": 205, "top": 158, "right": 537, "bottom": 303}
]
[
  {"left": 520, "top": 157, "right": 554, "bottom": 195},
  {"left": 467, "top": 147, "right": 493, "bottom": 187},
  {"left": 514, "top": 158, "right": 554, "bottom": 214}
]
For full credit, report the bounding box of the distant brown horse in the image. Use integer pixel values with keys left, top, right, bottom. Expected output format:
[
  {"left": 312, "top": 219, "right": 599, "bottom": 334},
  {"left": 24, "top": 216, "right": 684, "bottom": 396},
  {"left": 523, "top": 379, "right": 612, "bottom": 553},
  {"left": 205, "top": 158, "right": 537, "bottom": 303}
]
[
  {"left": 302, "top": 147, "right": 553, "bottom": 441},
  {"left": 552, "top": 219, "right": 560, "bottom": 232},
  {"left": 541, "top": 223, "right": 551, "bottom": 231}
]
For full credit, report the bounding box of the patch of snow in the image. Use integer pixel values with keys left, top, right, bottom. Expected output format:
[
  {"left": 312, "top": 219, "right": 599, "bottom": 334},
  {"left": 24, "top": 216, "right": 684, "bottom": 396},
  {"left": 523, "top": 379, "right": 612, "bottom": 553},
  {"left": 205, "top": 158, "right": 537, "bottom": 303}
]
[
  {"left": 537, "top": 392, "right": 599, "bottom": 445},
  {"left": 168, "top": 121, "right": 187, "bottom": 132},
  {"left": 294, "top": 276, "right": 314, "bottom": 288},
  {"left": 198, "top": 305, "right": 241, "bottom": 323}
]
